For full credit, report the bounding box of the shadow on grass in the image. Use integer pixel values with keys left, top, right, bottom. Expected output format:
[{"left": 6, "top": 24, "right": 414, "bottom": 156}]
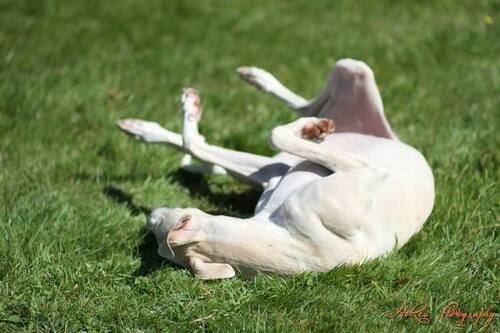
[
  {"left": 133, "top": 227, "right": 176, "bottom": 276},
  {"left": 168, "top": 169, "right": 261, "bottom": 217},
  {"left": 102, "top": 186, "right": 170, "bottom": 276},
  {"left": 103, "top": 185, "right": 151, "bottom": 216},
  {"left": 76, "top": 172, "right": 153, "bottom": 183}
]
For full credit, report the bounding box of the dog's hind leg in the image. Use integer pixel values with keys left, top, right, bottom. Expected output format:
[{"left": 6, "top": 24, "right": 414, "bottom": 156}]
[
  {"left": 311, "top": 59, "right": 397, "bottom": 139},
  {"left": 269, "top": 117, "right": 383, "bottom": 174},
  {"left": 239, "top": 59, "right": 397, "bottom": 140},
  {"left": 307, "top": 59, "right": 398, "bottom": 139},
  {"left": 237, "top": 66, "right": 309, "bottom": 111}
]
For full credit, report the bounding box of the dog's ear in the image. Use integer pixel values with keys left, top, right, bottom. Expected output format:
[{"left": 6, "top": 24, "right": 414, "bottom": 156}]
[
  {"left": 157, "top": 214, "right": 194, "bottom": 259},
  {"left": 173, "top": 214, "right": 192, "bottom": 231},
  {"left": 157, "top": 240, "right": 175, "bottom": 259},
  {"left": 167, "top": 214, "right": 206, "bottom": 247},
  {"left": 189, "top": 257, "right": 235, "bottom": 280}
]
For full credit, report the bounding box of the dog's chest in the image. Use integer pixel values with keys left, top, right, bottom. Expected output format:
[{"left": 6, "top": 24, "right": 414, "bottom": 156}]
[{"left": 255, "top": 161, "right": 331, "bottom": 214}]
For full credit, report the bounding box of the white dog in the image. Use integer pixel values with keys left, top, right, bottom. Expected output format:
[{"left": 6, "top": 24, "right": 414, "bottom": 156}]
[{"left": 117, "top": 59, "right": 435, "bottom": 280}]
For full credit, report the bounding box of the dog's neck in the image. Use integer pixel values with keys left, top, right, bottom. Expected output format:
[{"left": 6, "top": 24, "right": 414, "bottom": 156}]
[{"left": 186, "top": 216, "right": 324, "bottom": 276}]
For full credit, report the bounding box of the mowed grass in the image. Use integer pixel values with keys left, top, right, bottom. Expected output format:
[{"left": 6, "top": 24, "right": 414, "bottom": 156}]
[{"left": 0, "top": 0, "right": 498, "bottom": 331}]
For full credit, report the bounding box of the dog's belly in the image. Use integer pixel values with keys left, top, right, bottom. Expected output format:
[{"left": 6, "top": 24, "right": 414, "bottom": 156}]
[
  {"left": 255, "top": 160, "right": 331, "bottom": 215},
  {"left": 257, "top": 133, "right": 434, "bottom": 260},
  {"left": 257, "top": 133, "right": 385, "bottom": 215}
]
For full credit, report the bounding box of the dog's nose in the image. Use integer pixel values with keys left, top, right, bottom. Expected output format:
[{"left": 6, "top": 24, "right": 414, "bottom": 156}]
[{"left": 147, "top": 207, "right": 171, "bottom": 229}]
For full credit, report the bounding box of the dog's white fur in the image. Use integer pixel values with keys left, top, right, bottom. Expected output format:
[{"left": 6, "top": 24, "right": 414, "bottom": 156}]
[{"left": 117, "top": 59, "right": 435, "bottom": 279}]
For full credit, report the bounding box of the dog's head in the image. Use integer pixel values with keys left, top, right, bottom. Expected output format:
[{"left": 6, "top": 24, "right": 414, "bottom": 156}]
[{"left": 147, "top": 207, "right": 208, "bottom": 265}]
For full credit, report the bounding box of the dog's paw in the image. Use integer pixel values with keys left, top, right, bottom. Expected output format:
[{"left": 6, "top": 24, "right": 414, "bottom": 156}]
[
  {"left": 301, "top": 119, "right": 335, "bottom": 141},
  {"left": 116, "top": 119, "right": 163, "bottom": 142},
  {"left": 237, "top": 66, "right": 276, "bottom": 92},
  {"left": 181, "top": 88, "right": 202, "bottom": 122}
]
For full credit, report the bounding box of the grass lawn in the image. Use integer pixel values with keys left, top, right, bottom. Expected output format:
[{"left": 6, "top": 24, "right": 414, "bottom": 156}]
[{"left": 0, "top": 0, "right": 498, "bottom": 331}]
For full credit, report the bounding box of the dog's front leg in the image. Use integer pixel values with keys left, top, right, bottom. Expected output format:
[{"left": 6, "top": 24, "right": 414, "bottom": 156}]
[
  {"left": 189, "top": 257, "right": 236, "bottom": 280},
  {"left": 116, "top": 119, "right": 226, "bottom": 175},
  {"left": 181, "top": 88, "right": 289, "bottom": 187}
]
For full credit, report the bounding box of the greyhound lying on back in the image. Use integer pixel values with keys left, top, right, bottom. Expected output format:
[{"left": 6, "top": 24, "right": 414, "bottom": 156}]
[{"left": 117, "top": 59, "right": 435, "bottom": 279}]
